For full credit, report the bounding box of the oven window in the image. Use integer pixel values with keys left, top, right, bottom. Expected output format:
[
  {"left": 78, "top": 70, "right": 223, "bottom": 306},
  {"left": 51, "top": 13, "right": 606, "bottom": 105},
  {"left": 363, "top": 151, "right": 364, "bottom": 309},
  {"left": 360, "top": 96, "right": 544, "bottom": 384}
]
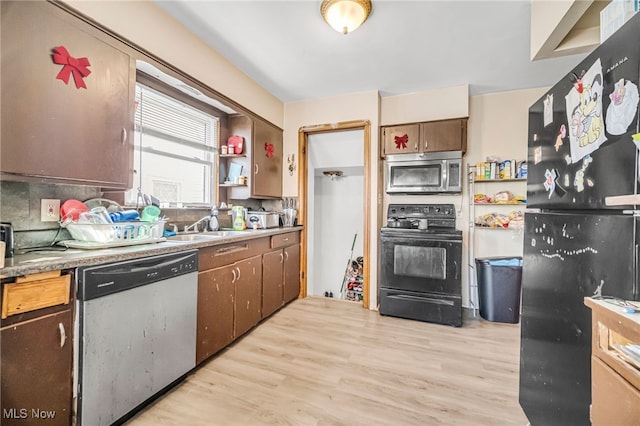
[
  {"left": 394, "top": 245, "right": 446, "bottom": 279},
  {"left": 391, "top": 164, "right": 442, "bottom": 188}
]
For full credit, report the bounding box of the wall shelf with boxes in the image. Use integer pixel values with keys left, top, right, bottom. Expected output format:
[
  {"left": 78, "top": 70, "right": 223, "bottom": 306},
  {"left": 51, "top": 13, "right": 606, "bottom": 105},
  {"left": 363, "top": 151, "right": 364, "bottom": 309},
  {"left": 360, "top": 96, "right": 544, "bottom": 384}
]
[{"left": 467, "top": 162, "right": 527, "bottom": 312}]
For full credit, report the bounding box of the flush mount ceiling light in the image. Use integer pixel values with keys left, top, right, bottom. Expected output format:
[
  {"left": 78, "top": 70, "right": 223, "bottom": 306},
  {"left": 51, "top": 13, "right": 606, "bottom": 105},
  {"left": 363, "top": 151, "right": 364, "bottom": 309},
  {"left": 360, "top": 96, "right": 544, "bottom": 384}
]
[
  {"left": 320, "top": 0, "right": 372, "bottom": 35},
  {"left": 323, "top": 170, "right": 344, "bottom": 180}
]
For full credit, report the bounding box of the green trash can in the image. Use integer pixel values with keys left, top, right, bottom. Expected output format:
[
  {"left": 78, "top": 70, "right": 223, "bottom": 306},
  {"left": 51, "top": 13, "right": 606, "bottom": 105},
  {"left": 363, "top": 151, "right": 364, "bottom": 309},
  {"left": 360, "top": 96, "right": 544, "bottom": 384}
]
[{"left": 475, "top": 257, "right": 523, "bottom": 323}]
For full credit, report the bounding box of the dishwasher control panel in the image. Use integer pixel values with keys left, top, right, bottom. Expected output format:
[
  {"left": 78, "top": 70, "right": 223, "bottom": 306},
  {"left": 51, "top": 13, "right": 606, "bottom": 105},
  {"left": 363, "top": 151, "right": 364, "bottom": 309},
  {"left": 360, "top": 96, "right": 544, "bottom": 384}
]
[{"left": 77, "top": 250, "right": 198, "bottom": 301}]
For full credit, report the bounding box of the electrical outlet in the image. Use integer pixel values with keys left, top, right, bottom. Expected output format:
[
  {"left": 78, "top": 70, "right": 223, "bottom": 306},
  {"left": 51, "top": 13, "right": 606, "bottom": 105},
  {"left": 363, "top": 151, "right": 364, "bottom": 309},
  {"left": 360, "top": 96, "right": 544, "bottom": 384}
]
[{"left": 41, "top": 199, "right": 61, "bottom": 222}]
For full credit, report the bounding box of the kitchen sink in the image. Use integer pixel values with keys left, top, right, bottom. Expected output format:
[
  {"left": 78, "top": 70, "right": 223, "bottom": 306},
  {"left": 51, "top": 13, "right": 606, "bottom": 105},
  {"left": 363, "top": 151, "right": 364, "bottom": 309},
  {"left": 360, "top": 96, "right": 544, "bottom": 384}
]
[
  {"left": 166, "top": 234, "right": 221, "bottom": 242},
  {"left": 200, "top": 230, "right": 247, "bottom": 237}
]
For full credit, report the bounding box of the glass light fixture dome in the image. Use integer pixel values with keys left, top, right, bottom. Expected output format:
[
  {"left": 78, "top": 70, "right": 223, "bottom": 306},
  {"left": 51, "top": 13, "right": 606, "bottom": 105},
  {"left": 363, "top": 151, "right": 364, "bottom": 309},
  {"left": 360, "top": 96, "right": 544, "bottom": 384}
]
[{"left": 320, "top": 0, "right": 372, "bottom": 35}]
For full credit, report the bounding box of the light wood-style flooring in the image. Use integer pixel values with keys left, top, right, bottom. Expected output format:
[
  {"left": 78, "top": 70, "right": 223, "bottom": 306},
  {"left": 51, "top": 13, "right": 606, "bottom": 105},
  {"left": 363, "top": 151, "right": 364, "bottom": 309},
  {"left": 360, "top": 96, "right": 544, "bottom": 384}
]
[{"left": 126, "top": 297, "right": 528, "bottom": 425}]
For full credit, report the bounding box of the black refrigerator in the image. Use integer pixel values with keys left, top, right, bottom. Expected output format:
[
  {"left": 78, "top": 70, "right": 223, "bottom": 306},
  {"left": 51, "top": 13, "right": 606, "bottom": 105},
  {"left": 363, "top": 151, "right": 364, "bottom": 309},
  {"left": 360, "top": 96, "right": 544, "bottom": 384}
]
[{"left": 519, "top": 13, "right": 640, "bottom": 426}]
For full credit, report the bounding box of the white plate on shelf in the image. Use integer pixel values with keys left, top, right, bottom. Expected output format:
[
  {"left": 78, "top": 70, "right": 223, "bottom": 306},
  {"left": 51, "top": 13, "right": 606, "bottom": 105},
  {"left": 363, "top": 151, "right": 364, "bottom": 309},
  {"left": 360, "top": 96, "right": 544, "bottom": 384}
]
[{"left": 58, "top": 237, "right": 166, "bottom": 250}]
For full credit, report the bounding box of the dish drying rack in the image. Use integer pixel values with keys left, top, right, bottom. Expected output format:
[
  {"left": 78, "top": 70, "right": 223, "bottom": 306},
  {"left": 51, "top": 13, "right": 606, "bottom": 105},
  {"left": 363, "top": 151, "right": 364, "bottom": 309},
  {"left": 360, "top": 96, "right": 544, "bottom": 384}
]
[{"left": 63, "top": 220, "right": 166, "bottom": 246}]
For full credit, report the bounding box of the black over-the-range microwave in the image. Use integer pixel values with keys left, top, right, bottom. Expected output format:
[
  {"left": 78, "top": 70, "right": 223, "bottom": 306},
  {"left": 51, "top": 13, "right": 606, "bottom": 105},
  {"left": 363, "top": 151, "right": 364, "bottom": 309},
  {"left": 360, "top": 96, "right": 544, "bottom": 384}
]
[{"left": 385, "top": 151, "right": 462, "bottom": 194}]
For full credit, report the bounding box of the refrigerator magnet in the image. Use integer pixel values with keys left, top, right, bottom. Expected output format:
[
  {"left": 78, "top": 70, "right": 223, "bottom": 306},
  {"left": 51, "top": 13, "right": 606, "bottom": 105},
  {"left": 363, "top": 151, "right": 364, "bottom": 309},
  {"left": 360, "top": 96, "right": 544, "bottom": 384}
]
[
  {"left": 534, "top": 146, "right": 542, "bottom": 164},
  {"left": 605, "top": 79, "right": 639, "bottom": 135},
  {"left": 554, "top": 124, "right": 566, "bottom": 152},
  {"left": 631, "top": 133, "right": 640, "bottom": 152},
  {"left": 544, "top": 94, "right": 553, "bottom": 127},
  {"left": 565, "top": 58, "right": 607, "bottom": 163},
  {"left": 544, "top": 169, "right": 557, "bottom": 197}
]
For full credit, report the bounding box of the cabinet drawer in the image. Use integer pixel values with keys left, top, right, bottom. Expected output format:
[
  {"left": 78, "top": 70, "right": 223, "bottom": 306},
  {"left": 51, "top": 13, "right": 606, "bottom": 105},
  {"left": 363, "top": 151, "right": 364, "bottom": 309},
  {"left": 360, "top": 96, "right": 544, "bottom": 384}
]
[
  {"left": 199, "top": 237, "right": 270, "bottom": 271},
  {"left": 2, "top": 271, "right": 71, "bottom": 319},
  {"left": 271, "top": 232, "right": 299, "bottom": 249}
]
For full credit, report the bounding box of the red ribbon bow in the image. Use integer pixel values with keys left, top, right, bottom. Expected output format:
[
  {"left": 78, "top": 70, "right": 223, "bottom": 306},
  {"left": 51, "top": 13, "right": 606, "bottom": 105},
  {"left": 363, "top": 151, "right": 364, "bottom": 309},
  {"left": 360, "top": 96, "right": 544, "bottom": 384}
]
[
  {"left": 394, "top": 134, "right": 408, "bottom": 149},
  {"left": 265, "top": 142, "right": 275, "bottom": 158},
  {"left": 52, "top": 46, "right": 91, "bottom": 89}
]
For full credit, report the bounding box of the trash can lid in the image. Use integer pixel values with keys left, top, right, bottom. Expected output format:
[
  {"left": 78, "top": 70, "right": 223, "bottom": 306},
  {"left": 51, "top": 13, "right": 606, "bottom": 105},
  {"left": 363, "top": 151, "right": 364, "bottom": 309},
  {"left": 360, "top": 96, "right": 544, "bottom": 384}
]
[{"left": 488, "top": 258, "right": 522, "bottom": 266}]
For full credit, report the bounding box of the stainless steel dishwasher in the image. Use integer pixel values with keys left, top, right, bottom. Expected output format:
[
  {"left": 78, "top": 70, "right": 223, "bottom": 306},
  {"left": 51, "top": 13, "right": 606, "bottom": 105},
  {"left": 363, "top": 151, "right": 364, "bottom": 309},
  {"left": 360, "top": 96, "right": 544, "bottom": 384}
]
[{"left": 76, "top": 250, "right": 198, "bottom": 426}]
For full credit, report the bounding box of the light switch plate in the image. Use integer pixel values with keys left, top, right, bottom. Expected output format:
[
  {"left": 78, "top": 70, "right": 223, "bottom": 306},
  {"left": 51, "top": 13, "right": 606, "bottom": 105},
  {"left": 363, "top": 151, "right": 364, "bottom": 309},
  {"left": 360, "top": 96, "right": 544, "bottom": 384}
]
[{"left": 41, "top": 199, "right": 60, "bottom": 222}]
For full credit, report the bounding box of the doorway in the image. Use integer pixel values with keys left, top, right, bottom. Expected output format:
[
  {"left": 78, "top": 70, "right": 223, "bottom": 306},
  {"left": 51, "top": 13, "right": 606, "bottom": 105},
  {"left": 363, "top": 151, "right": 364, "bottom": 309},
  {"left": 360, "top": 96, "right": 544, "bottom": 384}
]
[{"left": 297, "top": 120, "right": 371, "bottom": 308}]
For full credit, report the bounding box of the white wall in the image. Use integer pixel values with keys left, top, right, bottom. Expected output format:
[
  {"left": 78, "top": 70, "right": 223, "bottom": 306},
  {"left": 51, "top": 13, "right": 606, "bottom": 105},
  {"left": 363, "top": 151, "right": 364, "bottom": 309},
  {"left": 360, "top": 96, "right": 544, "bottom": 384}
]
[
  {"left": 307, "top": 131, "right": 364, "bottom": 298},
  {"left": 380, "top": 84, "right": 470, "bottom": 125},
  {"left": 284, "top": 91, "right": 381, "bottom": 308},
  {"left": 312, "top": 173, "right": 364, "bottom": 298},
  {"left": 462, "top": 87, "right": 548, "bottom": 307}
]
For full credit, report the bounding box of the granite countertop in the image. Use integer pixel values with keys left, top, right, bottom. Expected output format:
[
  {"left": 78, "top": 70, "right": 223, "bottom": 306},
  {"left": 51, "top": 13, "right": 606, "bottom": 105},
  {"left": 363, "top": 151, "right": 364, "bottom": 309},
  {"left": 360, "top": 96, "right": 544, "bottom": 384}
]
[{"left": 1, "top": 226, "right": 303, "bottom": 278}]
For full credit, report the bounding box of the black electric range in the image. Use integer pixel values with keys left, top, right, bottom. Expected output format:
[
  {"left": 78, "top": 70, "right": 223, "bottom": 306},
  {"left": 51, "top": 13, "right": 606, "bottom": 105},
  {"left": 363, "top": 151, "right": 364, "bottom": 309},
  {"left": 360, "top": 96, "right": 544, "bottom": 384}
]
[{"left": 379, "top": 203, "right": 463, "bottom": 327}]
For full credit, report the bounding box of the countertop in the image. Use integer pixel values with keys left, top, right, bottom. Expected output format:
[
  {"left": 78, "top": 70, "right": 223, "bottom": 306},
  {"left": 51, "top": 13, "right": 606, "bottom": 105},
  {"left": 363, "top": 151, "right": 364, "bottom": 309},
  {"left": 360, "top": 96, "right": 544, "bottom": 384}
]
[{"left": 1, "top": 226, "right": 303, "bottom": 277}]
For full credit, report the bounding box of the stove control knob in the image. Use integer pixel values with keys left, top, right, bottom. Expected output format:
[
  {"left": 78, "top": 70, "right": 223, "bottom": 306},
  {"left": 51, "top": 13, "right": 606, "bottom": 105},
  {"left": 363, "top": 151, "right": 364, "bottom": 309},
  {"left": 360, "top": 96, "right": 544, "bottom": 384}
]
[{"left": 434, "top": 207, "right": 440, "bottom": 213}]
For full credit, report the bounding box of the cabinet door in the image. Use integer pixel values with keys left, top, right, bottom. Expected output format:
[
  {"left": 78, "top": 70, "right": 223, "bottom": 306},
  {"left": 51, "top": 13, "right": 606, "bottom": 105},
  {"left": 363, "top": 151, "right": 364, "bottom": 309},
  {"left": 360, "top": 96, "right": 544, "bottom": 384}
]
[
  {"left": 283, "top": 244, "right": 301, "bottom": 304},
  {"left": 252, "top": 119, "right": 283, "bottom": 198},
  {"left": 382, "top": 124, "right": 420, "bottom": 155},
  {"left": 234, "top": 255, "right": 263, "bottom": 338},
  {"left": 420, "top": 119, "right": 467, "bottom": 153},
  {"left": 0, "top": 1, "right": 134, "bottom": 189},
  {"left": 197, "top": 265, "right": 235, "bottom": 364},
  {"left": 262, "top": 249, "right": 284, "bottom": 318},
  {"left": 1, "top": 310, "right": 72, "bottom": 426}
]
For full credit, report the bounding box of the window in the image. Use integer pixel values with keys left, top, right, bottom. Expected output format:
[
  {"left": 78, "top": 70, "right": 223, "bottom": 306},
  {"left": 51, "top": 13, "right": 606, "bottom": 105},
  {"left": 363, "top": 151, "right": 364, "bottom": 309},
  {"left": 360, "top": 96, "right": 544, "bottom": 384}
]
[{"left": 125, "top": 82, "right": 218, "bottom": 207}]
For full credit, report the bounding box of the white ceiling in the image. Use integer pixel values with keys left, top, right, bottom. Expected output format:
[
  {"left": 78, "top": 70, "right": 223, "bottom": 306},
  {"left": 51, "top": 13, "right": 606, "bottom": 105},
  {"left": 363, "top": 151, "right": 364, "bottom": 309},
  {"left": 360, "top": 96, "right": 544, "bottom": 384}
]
[{"left": 154, "top": 0, "right": 590, "bottom": 103}]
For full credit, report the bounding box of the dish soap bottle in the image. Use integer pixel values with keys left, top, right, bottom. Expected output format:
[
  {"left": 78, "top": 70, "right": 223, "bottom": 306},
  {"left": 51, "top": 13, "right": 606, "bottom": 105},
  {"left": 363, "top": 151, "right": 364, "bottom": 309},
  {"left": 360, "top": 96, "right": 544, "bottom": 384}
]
[
  {"left": 208, "top": 206, "right": 220, "bottom": 231},
  {"left": 232, "top": 206, "right": 246, "bottom": 230}
]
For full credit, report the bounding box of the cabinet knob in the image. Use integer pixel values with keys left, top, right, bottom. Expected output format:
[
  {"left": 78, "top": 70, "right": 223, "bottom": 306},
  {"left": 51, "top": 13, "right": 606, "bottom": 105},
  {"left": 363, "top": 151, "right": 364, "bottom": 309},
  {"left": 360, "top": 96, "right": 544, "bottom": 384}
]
[{"left": 58, "top": 322, "right": 67, "bottom": 348}]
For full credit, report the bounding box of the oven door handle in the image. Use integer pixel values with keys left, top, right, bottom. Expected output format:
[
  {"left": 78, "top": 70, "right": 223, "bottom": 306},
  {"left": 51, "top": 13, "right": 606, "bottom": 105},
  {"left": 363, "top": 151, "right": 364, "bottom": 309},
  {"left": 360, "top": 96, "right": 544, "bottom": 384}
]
[{"left": 386, "top": 293, "right": 455, "bottom": 306}]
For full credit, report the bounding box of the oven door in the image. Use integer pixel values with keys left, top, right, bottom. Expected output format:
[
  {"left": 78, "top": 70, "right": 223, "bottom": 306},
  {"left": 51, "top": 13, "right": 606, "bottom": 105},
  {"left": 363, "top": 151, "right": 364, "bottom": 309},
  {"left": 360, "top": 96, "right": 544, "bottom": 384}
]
[
  {"left": 379, "top": 233, "right": 462, "bottom": 295},
  {"left": 379, "top": 232, "right": 462, "bottom": 326}
]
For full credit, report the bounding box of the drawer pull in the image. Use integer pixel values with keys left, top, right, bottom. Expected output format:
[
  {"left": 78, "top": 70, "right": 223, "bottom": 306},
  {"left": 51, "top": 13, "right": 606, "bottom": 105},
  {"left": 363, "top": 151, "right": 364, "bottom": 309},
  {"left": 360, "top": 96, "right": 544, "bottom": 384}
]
[
  {"left": 282, "top": 238, "right": 289, "bottom": 242},
  {"left": 215, "top": 244, "right": 249, "bottom": 255},
  {"left": 59, "top": 322, "right": 67, "bottom": 348}
]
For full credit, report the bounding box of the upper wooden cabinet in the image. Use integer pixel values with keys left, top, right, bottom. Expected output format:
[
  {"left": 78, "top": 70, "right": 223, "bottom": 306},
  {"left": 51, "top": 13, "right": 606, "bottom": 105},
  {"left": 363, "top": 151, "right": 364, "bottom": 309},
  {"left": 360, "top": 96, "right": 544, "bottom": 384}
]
[
  {"left": 227, "top": 115, "right": 283, "bottom": 200},
  {"left": 382, "top": 124, "right": 420, "bottom": 155},
  {"left": 382, "top": 118, "right": 467, "bottom": 157},
  {"left": 0, "top": 1, "right": 135, "bottom": 189}
]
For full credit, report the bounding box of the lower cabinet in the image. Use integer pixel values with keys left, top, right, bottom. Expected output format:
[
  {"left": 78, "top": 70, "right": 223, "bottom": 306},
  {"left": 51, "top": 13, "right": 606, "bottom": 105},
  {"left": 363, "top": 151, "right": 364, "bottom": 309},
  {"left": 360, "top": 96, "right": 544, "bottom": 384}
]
[
  {"left": 263, "top": 232, "right": 301, "bottom": 319},
  {"left": 234, "top": 255, "right": 262, "bottom": 338},
  {"left": 196, "top": 264, "right": 235, "bottom": 365},
  {"left": 1, "top": 310, "right": 73, "bottom": 426},
  {"left": 283, "top": 244, "right": 301, "bottom": 304},
  {"left": 262, "top": 249, "right": 284, "bottom": 318},
  {"left": 196, "top": 232, "right": 300, "bottom": 365}
]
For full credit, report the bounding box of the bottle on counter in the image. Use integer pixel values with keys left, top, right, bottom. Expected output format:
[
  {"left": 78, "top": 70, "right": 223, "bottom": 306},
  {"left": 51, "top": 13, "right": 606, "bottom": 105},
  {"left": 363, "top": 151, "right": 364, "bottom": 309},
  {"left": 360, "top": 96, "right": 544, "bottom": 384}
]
[{"left": 208, "top": 206, "right": 220, "bottom": 231}]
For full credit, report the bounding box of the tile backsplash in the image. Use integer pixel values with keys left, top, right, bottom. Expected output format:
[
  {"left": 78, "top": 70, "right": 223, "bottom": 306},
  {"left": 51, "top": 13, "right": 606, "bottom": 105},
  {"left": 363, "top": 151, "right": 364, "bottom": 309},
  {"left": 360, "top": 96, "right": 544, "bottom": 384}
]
[
  {"left": 0, "top": 181, "right": 101, "bottom": 249},
  {"left": 0, "top": 181, "right": 292, "bottom": 250}
]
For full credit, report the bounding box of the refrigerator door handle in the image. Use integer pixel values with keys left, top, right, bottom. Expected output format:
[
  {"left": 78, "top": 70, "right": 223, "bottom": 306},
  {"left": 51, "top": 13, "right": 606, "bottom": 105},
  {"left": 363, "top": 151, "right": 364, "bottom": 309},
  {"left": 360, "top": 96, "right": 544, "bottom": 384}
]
[{"left": 605, "top": 194, "right": 640, "bottom": 206}]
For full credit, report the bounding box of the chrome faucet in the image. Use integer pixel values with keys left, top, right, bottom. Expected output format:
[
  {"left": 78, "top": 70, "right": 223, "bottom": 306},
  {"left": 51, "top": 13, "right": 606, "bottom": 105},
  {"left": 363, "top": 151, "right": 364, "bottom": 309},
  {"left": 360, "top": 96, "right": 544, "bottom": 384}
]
[{"left": 183, "top": 216, "right": 210, "bottom": 233}]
